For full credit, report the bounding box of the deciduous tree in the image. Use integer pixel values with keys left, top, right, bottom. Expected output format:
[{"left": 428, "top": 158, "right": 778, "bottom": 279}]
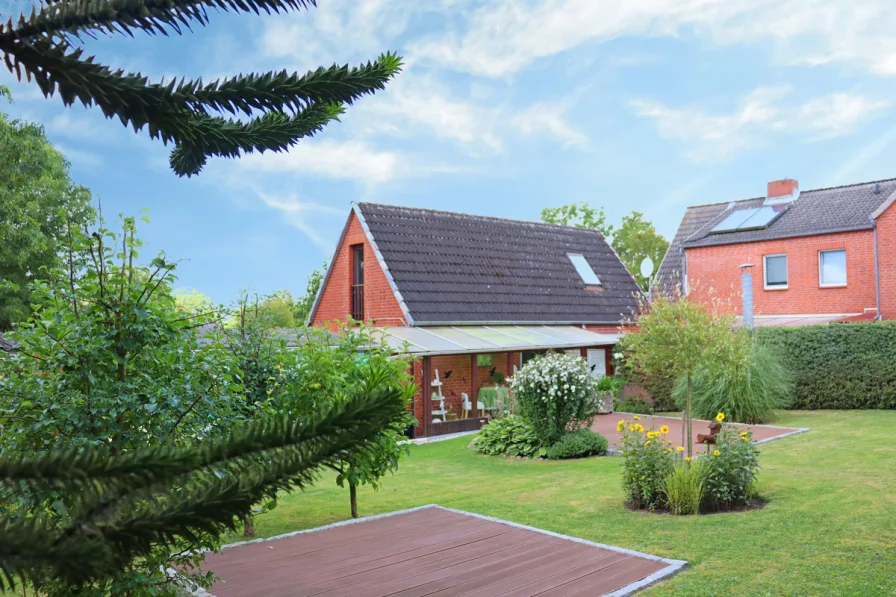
[{"left": 0, "top": 91, "right": 93, "bottom": 329}]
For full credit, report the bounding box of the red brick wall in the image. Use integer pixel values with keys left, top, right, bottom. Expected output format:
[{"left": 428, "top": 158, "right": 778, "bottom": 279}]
[
  {"left": 685, "top": 230, "right": 878, "bottom": 317},
  {"left": 877, "top": 205, "right": 896, "bottom": 319},
  {"left": 311, "top": 211, "right": 406, "bottom": 330}
]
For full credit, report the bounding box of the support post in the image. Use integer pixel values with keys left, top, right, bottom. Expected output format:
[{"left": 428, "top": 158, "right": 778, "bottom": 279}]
[
  {"left": 422, "top": 356, "right": 432, "bottom": 437},
  {"left": 605, "top": 347, "right": 613, "bottom": 376},
  {"left": 470, "top": 354, "right": 479, "bottom": 420},
  {"left": 506, "top": 352, "right": 513, "bottom": 376}
]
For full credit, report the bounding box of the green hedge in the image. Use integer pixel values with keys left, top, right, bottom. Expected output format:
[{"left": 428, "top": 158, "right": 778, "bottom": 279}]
[{"left": 757, "top": 323, "right": 896, "bottom": 410}]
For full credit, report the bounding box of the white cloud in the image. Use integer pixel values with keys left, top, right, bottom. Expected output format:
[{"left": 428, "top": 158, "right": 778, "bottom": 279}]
[
  {"left": 631, "top": 87, "right": 889, "bottom": 162},
  {"left": 236, "top": 139, "right": 400, "bottom": 183},
  {"left": 513, "top": 101, "right": 588, "bottom": 148},
  {"left": 256, "top": 193, "right": 344, "bottom": 251},
  {"left": 413, "top": 0, "right": 896, "bottom": 78},
  {"left": 789, "top": 94, "right": 890, "bottom": 140}
]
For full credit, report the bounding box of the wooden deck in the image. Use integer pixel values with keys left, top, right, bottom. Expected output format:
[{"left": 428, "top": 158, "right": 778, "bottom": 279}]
[{"left": 200, "top": 506, "right": 685, "bottom": 597}]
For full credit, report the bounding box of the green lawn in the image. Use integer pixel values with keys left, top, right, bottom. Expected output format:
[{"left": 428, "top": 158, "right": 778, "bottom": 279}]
[{"left": 236, "top": 411, "right": 896, "bottom": 596}]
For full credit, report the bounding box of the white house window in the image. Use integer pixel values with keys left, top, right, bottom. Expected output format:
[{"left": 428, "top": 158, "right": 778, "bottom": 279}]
[
  {"left": 567, "top": 253, "right": 601, "bottom": 285},
  {"left": 819, "top": 249, "right": 847, "bottom": 287},
  {"left": 763, "top": 254, "right": 788, "bottom": 289}
]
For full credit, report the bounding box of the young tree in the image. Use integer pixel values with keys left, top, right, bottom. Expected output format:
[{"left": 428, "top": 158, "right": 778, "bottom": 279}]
[
  {"left": 0, "top": 91, "right": 93, "bottom": 329},
  {"left": 281, "top": 324, "right": 416, "bottom": 518},
  {"left": 613, "top": 212, "right": 669, "bottom": 291},
  {"left": 0, "top": 387, "right": 408, "bottom": 593},
  {"left": 294, "top": 262, "right": 326, "bottom": 324},
  {"left": 619, "top": 288, "right": 751, "bottom": 458},
  {"left": 0, "top": 1, "right": 402, "bottom": 176}
]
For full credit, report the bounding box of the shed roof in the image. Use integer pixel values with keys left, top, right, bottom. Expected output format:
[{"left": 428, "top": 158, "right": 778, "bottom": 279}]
[{"left": 355, "top": 203, "right": 642, "bottom": 325}]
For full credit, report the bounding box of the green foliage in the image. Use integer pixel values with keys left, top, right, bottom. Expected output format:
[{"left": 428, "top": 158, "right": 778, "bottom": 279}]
[
  {"left": 545, "top": 429, "right": 608, "bottom": 460},
  {"left": 674, "top": 341, "right": 794, "bottom": 423},
  {"left": 0, "top": 106, "right": 93, "bottom": 329},
  {"left": 509, "top": 352, "right": 598, "bottom": 445},
  {"left": 294, "top": 262, "right": 326, "bottom": 324},
  {"left": 278, "top": 324, "right": 416, "bottom": 517},
  {"left": 540, "top": 204, "right": 669, "bottom": 290},
  {"left": 663, "top": 459, "right": 704, "bottom": 515},
  {"left": 758, "top": 322, "right": 896, "bottom": 409},
  {"left": 701, "top": 426, "right": 760, "bottom": 511},
  {"left": 0, "top": 1, "right": 402, "bottom": 176},
  {"left": 540, "top": 202, "right": 614, "bottom": 237},
  {"left": 613, "top": 211, "right": 670, "bottom": 290},
  {"left": 0, "top": 387, "right": 408, "bottom": 593},
  {"left": 0, "top": 215, "right": 240, "bottom": 454},
  {"left": 471, "top": 415, "right": 544, "bottom": 458},
  {"left": 617, "top": 417, "right": 676, "bottom": 510},
  {"left": 620, "top": 289, "right": 751, "bottom": 457},
  {"left": 173, "top": 288, "right": 217, "bottom": 315}
]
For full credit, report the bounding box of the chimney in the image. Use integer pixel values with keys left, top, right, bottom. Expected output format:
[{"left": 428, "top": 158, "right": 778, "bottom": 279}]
[{"left": 765, "top": 179, "right": 799, "bottom": 205}]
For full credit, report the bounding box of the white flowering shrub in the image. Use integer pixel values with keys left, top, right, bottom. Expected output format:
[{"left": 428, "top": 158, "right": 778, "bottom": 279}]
[{"left": 509, "top": 352, "right": 598, "bottom": 445}]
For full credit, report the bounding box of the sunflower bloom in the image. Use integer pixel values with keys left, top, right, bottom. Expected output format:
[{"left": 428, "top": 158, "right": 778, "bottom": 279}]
[
  {"left": 685, "top": 456, "right": 691, "bottom": 462},
  {"left": 660, "top": 425, "right": 670, "bottom": 434},
  {"left": 713, "top": 449, "right": 721, "bottom": 456},
  {"left": 716, "top": 412, "right": 725, "bottom": 422},
  {"left": 676, "top": 446, "right": 684, "bottom": 452},
  {"left": 633, "top": 415, "right": 641, "bottom": 421}
]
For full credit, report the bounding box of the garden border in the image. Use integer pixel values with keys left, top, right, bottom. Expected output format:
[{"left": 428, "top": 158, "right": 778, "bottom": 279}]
[{"left": 196, "top": 504, "right": 687, "bottom": 597}]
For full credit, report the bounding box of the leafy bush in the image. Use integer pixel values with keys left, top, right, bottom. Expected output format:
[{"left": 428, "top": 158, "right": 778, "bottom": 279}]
[
  {"left": 618, "top": 417, "right": 676, "bottom": 510},
  {"left": 545, "top": 429, "right": 608, "bottom": 460},
  {"left": 663, "top": 459, "right": 704, "bottom": 515},
  {"left": 509, "top": 352, "right": 598, "bottom": 445},
  {"left": 673, "top": 342, "right": 794, "bottom": 424},
  {"left": 614, "top": 383, "right": 656, "bottom": 414},
  {"left": 701, "top": 425, "right": 760, "bottom": 511},
  {"left": 759, "top": 322, "right": 896, "bottom": 409},
  {"left": 471, "top": 415, "right": 545, "bottom": 458}
]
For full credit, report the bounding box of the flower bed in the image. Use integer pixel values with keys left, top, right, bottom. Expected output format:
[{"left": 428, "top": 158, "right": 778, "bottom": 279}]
[{"left": 618, "top": 413, "right": 762, "bottom": 515}]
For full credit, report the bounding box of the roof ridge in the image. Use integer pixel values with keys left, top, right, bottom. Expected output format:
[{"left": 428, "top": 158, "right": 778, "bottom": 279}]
[
  {"left": 356, "top": 202, "right": 609, "bottom": 238},
  {"left": 685, "top": 176, "right": 896, "bottom": 211}
]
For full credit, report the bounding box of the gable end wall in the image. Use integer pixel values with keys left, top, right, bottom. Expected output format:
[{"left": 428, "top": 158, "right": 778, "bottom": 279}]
[{"left": 311, "top": 212, "right": 405, "bottom": 330}]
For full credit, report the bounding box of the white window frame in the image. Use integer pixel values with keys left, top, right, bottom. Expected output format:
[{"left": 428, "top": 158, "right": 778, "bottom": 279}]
[
  {"left": 818, "top": 249, "right": 847, "bottom": 288},
  {"left": 763, "top": 253, "right": 788, "bottom": 290}
]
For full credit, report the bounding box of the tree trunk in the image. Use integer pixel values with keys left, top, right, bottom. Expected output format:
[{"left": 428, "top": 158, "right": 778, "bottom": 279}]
[
  {"left": 349, "top": 481, "right": 359, "bottom": 519},
  {"left": 685, "top": 372, "right": 693, "bottom": 459}
]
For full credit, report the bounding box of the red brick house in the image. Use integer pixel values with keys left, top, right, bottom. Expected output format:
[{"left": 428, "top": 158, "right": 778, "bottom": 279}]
[
  {"left": 309, "top": 203, "right": 643, "bottom": 437},
  {"left": 656, "top": 177, "right": 896, "bottom": 324}
]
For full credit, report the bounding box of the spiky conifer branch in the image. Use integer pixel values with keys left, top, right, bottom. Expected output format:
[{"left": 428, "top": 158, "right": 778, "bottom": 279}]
[
  {"left": 0, "top": 386, "right": 408, "bottom": 591},
  {"left": 0, "top": 0, "right": 403, "bottom": 175}
]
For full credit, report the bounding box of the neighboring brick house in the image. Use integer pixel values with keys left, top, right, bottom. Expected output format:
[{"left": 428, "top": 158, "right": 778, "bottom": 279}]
[
  {"left": 656, "top": 177, "right": 896, "bottom": 324},
  {"left": 309, "top": 203, "right": 643, "bottom": 437}
]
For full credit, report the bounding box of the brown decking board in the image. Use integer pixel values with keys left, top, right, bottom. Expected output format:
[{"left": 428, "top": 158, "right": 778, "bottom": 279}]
[{"left": 201, "top": 507, "right": 683, "bottom": 597}]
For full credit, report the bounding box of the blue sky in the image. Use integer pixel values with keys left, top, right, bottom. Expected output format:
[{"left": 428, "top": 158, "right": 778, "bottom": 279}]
[{"left": 3, "top": 0, "right": 896, "bottom": 305}]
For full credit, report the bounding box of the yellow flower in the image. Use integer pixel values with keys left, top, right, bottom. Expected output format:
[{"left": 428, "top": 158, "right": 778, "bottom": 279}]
[
  {"left": 716, "top": 412, "right": 725, "bottom": 422},
  {"left": 660, "top": 425, "right": 669, "bottom": 434},
  {"left": 713, "top": 449, "right": 721, "bottom": 456},
  {"left": 633, "top": 415, "right": 641, "bottom": 421},
  {"left": 628, "top": 424, "right": 635, "bottom": 432},
  {"left": 645, "top": 440, "right": 651, "bottom": 445},
  {"left": 635, "top": 423, "right": 644, "bottom": 432},
  {"left": 685, "top": 457, "right": 691, "bottom": 462},
  {"left": 676, "top": 446, "right": 684, "bottom": 452},
  {"left": 617, "top": 422, "right": 625, "bottom": 432}
]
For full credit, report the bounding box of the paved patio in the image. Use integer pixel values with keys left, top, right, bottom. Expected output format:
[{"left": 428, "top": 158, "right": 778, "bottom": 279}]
[
  {"left": 591, "top": 413, "right": 808, "bottom": 454},
  {"left": 200, "top": 506, "right": 685, "bottom": 597}
]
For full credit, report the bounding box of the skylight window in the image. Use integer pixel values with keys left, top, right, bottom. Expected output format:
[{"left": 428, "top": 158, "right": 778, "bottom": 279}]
[
  {"left": 710, "top": 206, "right": 787, "bottom": 234},
  {"left": 567, "top": 253, "right": 601, "bottom": 285}
]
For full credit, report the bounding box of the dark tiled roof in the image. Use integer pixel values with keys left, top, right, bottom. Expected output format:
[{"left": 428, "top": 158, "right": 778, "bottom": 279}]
[
  {"left": 656, "top": 178, "right": 896, "bottom": 289},
  {"left": 357, "top": 203, "right": 642, "bottom": 324}
]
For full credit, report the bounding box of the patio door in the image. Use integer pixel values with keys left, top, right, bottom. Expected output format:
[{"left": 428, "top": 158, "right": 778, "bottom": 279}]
[{"left": 587, "top": 349, "right": 607, "bottom": 378}]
